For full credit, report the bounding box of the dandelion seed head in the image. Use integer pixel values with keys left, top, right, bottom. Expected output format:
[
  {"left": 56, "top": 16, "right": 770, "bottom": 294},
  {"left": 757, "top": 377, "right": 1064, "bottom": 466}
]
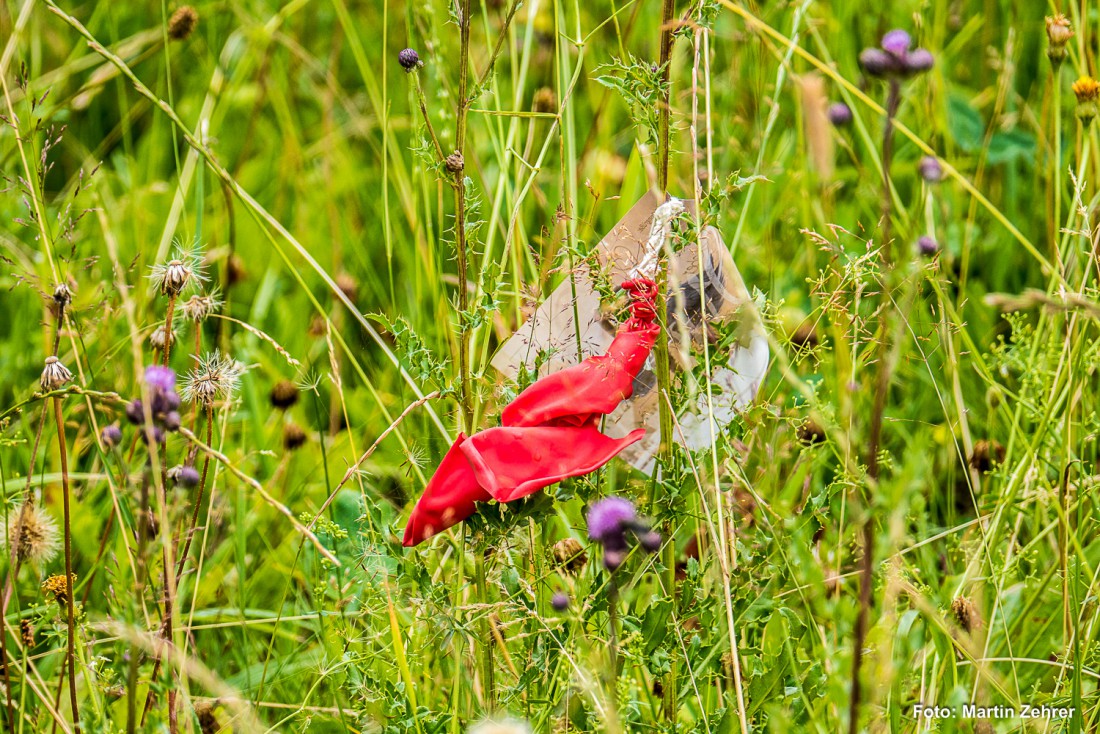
[{"left": 6, "top": 504, "right": 60, "bottom": 569}]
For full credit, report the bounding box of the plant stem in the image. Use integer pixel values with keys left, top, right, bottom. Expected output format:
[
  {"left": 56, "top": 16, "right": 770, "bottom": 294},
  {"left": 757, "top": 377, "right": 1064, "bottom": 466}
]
[
  {"left": 52, "top": 396, "right": 80, "bottom": 732},
  {"left": 176, "top": 405, "right": 214, "bottom": 581},
  {"left": 125, "top": 471, "right": 149, "bottom": 734},
  {"left": 879, "top": 80, "right": 901, "bottom": 262},
  {"left": 473, "top": 545, "right": 494, "bottom": 710},
  {"left": 849, "top": 77, "right": 902, "bottom": 734},
  {"left": 163, "top": 294, "right": 177, "bottom": 366},
  {"left": 453, "top": 0, "right": 474, "bottom": 436},
  {"left": 654, "top": 0, "right": 678, "bottom": 720}
]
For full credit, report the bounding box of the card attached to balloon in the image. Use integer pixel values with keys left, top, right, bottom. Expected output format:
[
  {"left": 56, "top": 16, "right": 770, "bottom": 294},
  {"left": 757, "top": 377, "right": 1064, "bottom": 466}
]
[{"left": 491, "top": 193, "right": 769, "bottom": 473}]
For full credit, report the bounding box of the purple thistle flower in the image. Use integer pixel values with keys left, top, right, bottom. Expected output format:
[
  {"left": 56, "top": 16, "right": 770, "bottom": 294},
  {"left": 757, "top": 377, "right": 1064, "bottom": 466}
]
[
  {"left": 827, "top": 102, "right": 853, "bottom": 127},
  {"left": 144, "top": 365, "right": 176, "bottom": 392},
  {"left": 918, "top": 156, "right": 943, "bottom": 182},
  {"left": 587, "top": 497, "right": 636, "bottom": 543},
  {"left": 881, "top": 29, "right": 912, "bottom": 57},
  {"left": 918, "top": 236, "right": 939, "bottom": 256},
  {"left": 551, "top": 592, "right": 570, "bottom": 611},
  {"left": 125, "top": 399, "right": 145, "bottom": 425}
]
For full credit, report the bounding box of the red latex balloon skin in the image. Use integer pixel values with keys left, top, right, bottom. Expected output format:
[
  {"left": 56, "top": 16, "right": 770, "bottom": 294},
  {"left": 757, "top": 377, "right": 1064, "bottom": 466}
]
[{"left": 403, "top": 279, "right": 658, "bottom": 547}]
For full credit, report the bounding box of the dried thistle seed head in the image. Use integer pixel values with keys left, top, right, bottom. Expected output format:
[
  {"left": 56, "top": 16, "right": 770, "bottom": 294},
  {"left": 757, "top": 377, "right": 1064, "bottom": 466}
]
[
  {"left": 20, "top": 619, "right": 34, "bottom": 647},
  {"left": 951, "top": 596, "right": 981, "bottom": 633},
  {"left": 283, "top": 422, "right": 307, "bottom": 451},
  {"left": 195, "top": 701, "right": 220, "bottom": 734},
  {"left": 150, "top": 325, "right": 176, "bottom": 350},
  {"left": 532, "top": 87, "right": 556, "bottom": 113},
  {"left": 6, "top": 504, "right": 60, "bottom": 569},
  {"left": 335, "top": 272, "right": 358, "bottom": 303},
  {"left": 551, "top": 537, "right": 587, "bottom": 573},
  {"left": 269, "top": 380, "right": 300, "bottom": 410},
  {"left": 149, "top": 246, "right": 207, "bottom": 297},
  {"left": 40, "top": 356, "right": 73, "bottom": 391},
  {"left": 183, "top": 350, "right": 244, "bottom": 406},
  {"left": 168, "top": 5, "right": 198, "bottom": 40},
  {"left": 1046, "top": 14, "right": 1073, "bottom": 66},
  {"left": 52, "top": 282, "right": 73, "bottom": 309},
  {"left": 398, "top": 48, "right": 420, "bottom": 72},
  {"left": 969, "top": 439, "right": 1005, "bottom": 473},
  {"left": 445, "top": 151, "right": 465, "bottom": 173},
  {"left": 226, "top": 254, "right": 247, "bottom": 286},
  {"left": 796, "top": 418, "right": 826, "bottom": 446},
  {"left": 181, "top": 291, "right": 222, "bottom": 322},
  {"left": 789, "top": 322, "right": 819, "bottom": 350},
  {"left": 41, "top": 573, "right": 76, "bottom": 606}
]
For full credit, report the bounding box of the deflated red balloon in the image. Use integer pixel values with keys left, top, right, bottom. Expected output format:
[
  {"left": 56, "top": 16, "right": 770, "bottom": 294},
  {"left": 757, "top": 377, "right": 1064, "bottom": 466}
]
[{"left": 402, "top": 278, "right": 658, "bottom": 547}]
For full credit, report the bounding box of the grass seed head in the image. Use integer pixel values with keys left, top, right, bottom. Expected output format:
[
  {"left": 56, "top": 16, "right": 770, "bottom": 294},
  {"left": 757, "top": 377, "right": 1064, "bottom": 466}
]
[
  {"left": 951, "top": 596, "right": 981, "bottom": 633},
  {"left": 551, "top": 537, "right": 587, "bottom": 573}
]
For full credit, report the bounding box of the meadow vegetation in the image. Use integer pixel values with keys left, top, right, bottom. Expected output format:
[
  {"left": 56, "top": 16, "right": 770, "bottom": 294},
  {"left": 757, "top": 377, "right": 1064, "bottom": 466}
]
[{"left": 0, "top": 0, "right": 1098, "bottom": 732}]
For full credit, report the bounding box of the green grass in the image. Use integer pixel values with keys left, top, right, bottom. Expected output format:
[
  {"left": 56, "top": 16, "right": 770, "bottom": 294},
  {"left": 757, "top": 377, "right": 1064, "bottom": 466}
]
[{"left": 0, "top": 0, "right": 1098, "bottom": 731}]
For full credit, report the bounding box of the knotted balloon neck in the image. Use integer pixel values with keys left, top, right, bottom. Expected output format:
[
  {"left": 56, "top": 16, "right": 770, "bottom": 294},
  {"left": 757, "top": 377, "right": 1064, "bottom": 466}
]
[{"left": 620, "top": 278, "right": 658, "bottom": 331}]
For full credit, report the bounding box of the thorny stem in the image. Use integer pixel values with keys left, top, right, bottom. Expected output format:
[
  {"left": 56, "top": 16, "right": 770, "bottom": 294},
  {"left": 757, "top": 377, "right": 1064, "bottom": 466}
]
[
  {"left": 654, "top": 0, "right": 678, "bottom": 720},
  {"left": 453, "top": 0, "right": 474, "bottom": 438},
  {"left": 53, "top": 396, "right": 80, "bottom": 732}
]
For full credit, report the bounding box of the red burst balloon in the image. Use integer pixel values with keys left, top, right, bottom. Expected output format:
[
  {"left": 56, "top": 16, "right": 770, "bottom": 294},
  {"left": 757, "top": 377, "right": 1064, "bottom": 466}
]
[{"left": 402, "top": 278, "right": 659, "bottom": 547}]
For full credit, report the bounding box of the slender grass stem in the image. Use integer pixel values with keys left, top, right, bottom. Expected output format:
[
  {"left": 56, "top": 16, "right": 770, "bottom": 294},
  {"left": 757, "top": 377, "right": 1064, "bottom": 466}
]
[{"left": 52, "top": 397, "right": 80, "bottom": 732}]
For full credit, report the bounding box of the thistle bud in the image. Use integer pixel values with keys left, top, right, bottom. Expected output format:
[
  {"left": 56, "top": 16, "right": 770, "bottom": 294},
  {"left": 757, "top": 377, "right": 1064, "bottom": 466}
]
[
  {"left": 917, "top": 236, "right": 939, "bottom": 256},
  {"left": 445, "top": 151, "right": 465, "bottom": 173},
  {"left": 398, "top": 48, "right": 420, "bottom": 72},
  {"left": 826, "top": 102, "right": 852, "bottom": 127},
  {"left": 100, "top": 424, "right": 123, "bottom": 448},
  {"left": 638, "top": 530, "right": 662, "bottom": 554},
  {"left": 550, "top": 592, "right": 570, "bottom": 611},
  {"left": 918, "top": 155, "right": 943, "bottom": 182},
  {"left": 169, "top": 465, "right": 201, "bottom": 488},
  {"left": 1045, "top": 15, "right": 1073, "bottom": 68},
  {"left": 40, "top": 356, "right": 73, "bottom": 391}
]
